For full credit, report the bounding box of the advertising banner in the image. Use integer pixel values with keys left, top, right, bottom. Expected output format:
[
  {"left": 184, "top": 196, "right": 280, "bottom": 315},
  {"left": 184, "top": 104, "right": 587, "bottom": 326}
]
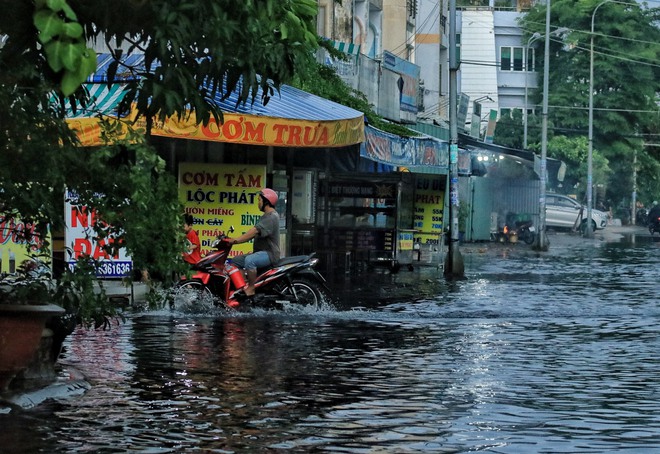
[
  {"left": 64, "top": 190, "right": 132, "bottom": 278},
  {"left": 382, "top": 51, "right": 420, "bottom": 114},
  {"left": 0, "top": 215, "right": 51, "bottom": 275},
  {"left": 360, "top": 126, "right": 449, "bottom": 170},
  {"left": 69, "top": 110, "right": 364, "bottom": 149},
  {"left": 178, "top": 163, "right": 267, "bottom": 258},
  {"left": 413, "top": 176, "right": 445, "bottom": 246}
]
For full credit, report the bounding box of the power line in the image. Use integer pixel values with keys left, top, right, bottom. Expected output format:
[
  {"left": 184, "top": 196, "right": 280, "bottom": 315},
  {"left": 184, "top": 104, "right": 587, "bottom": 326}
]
[
  {"left": 389, "top": 2, "right": 440, "bottom": 56},
  {"left": 548, "top": 105, "right": 660, "bottom": 114}
]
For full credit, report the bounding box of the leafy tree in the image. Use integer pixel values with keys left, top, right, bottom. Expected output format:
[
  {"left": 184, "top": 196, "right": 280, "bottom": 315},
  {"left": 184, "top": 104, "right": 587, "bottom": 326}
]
[
  {"left": 493, "top": 110, "right": 525, "bottom": 149},
  {"left": 547, "top": 135, "right": 610, "bottom": 199},
  {"left": 519, "top": 0, "right": 660, "bottom": 214},
  {"left": 0, "top": 0, "right": 319, "bottom": 323}
]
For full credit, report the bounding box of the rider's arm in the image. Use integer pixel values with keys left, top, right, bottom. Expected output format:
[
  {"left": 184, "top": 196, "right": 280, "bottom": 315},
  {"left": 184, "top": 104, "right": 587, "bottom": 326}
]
[{"left": 229, "top": 226, "right": 259, "bottom": 245}]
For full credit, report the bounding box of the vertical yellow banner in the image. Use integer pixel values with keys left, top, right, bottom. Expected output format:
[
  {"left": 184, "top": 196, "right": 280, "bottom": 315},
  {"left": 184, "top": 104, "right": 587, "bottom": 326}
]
[
  {"left": 413, "top": 176, "right": 445, "bottom": 246},
  {"left": 178, "top": 163, "right": 267, "bottom": 257}
]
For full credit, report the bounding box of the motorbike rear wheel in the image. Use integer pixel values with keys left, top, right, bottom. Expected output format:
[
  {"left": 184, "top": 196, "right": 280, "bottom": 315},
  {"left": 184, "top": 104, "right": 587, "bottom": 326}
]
[
  {"left": 171, "top": 280, "right": 216, "bottom": 310},
  {"left": 273, "top": 277, "right": 330, "bottom": 309},
  {"left": 521, "top": 230, "right": 536, "bottom": 245}
]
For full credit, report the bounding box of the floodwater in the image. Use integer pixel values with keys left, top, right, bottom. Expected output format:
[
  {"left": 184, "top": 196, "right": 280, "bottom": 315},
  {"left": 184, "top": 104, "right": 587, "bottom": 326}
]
[{"left": 2, "top": 232, "right": 659, "bottom": 453}]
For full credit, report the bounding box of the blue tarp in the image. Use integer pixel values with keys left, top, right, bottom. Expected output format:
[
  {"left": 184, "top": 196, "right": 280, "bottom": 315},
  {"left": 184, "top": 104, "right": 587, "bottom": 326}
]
[{"left": 83, "top": 53, "right": 363, "bottom": 122}]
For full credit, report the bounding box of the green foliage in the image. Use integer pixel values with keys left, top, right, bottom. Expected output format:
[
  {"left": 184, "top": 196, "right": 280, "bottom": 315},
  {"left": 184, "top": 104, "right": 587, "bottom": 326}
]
[
  {"left": 519, "top": 0, "right": 660, "bottom": 210},
  {"left": 0, "top": 1, "right": 320, "bottom": 326},
  {"left": 494, "top": 110, "right": 524, "bottom": 149},
  {"left": 81, "top": 0, "right": 320, "bottom": 127},
  {"left": 33, "top": 0, "right": 96, "bottom": 95},
  {"left": 547, "top": 135, "right": 610, "bottom": 199}
]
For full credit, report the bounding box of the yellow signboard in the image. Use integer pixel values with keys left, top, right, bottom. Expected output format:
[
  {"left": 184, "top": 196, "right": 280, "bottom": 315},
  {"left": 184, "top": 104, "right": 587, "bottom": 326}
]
[
  {"left": 0, "top": 215, "right": 51, "bottom": 275},
  {"left": 179, "top": 163, "right": 267, "bottom": 258},
  {"left": 413, "top": 176, "right": 444, "bottom": 246},
  {"left": 68, "top": 109, "right": 364, "bottom": 149}
]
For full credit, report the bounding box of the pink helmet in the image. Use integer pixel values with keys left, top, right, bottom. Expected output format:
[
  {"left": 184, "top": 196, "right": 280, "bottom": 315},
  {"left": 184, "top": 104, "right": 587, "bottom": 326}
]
[{"left": 259, "top": 188, "right": 278, "bottom": 207}]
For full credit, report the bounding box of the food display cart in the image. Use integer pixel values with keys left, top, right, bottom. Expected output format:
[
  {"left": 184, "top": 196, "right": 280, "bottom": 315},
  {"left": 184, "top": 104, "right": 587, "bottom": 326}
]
[{"left": 316, "top": 174, "right": 417, "bottom": 273}]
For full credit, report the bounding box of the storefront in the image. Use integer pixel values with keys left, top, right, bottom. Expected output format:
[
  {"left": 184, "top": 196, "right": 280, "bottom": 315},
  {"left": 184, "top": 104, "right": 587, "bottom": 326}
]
[{"left": 63, "top": 54, "right": 471, "bottom": 274}]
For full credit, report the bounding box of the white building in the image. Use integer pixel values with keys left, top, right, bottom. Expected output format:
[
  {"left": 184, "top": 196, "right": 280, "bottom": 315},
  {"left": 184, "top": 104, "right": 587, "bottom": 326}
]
[{"left": 416, "top": 1, "right": 538, "bottom": 140}]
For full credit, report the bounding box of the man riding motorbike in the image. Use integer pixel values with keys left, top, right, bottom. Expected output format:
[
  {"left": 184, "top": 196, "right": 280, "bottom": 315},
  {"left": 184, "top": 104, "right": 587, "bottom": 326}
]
[{"left": 226, "top": 188, "right": 280, "bottom": 298}]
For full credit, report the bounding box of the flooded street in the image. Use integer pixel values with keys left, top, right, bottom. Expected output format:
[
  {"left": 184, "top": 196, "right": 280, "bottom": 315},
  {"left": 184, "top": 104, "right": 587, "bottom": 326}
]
[{"left": 2, "top": 231, "right": 659, "bottom": 453}]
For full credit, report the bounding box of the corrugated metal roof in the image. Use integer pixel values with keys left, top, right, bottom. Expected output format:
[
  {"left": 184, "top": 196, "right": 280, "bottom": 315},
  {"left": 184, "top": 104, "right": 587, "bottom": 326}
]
[{"left": 83, "top": 53, "right": 363, "bottom": 122}]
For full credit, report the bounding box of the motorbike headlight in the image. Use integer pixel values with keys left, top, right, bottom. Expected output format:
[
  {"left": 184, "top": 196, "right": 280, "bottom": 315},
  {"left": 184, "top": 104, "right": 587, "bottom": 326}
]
[{"left": 309, "top": 257, "right": 319, "bottom": 267}]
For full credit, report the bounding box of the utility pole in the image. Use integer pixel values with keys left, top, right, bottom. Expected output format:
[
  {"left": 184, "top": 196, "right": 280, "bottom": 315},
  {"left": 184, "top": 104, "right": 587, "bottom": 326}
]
[
  {"left": 532, "top": 0, "right": 551, "bottom": 251},
  {"left": 444, "top": 0, "right": 465, "bottom": 278}
]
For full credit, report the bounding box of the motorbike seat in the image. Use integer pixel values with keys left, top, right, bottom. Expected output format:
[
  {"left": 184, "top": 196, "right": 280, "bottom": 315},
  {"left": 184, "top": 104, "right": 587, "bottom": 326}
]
[
  {"left": 255, "top": 254, "right": 315, "bottom": 274},
  {"left": 274, "top": 254, "right": 314, "bottom": 266}
]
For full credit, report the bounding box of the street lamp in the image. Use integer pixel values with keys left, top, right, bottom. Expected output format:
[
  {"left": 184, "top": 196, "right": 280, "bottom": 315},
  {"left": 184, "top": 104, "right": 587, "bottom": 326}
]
[{"left": 586, "top": 0, "right": 634, "bottom": 237}]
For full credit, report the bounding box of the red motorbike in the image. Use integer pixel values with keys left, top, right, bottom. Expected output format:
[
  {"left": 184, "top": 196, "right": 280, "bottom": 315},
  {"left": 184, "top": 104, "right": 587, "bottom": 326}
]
[{"left": 171, "top": 229, "right": 332, "bottom": 310}]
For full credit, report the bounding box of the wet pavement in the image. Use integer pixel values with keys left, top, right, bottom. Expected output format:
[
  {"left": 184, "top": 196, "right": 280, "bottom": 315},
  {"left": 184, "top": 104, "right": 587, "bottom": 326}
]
[{"left": 1, "top": 224, "right": 658, "bottom": 452}]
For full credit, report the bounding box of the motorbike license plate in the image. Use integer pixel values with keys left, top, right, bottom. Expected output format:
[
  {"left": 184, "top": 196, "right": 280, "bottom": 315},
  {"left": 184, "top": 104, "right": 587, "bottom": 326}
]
[{"left": 528, "top": 226, "right": 535, "bottom": 232}]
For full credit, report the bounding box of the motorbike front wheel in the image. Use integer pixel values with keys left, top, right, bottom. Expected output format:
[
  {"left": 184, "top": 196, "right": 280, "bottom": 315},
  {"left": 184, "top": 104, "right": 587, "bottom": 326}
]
[
  {"left": 273, "top": 277, "right": 331, "bottom": 309},
  {"left": 171, "top": 280, "right": 216, "bottom": 310}
]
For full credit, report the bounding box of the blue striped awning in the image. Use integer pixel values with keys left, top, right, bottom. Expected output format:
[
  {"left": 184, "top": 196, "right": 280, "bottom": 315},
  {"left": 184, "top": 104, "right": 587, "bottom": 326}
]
[
  {"left": 67, "top": 53, "right": 363, "bottom": 123},
  {"left": 207, "top": 81, "right": 362, "bottom": 122},
  {"left": 57, "top": 83, "right": 129, "bottom": 119},
  {"left": 329, "top": 39, "right": 361, "bottom": 56},
  {"left": 65, "top": 53, "right": 365, "bottom": 148},
  {"left": 88, "top": 53, "right": 146, "bottom": 83}
]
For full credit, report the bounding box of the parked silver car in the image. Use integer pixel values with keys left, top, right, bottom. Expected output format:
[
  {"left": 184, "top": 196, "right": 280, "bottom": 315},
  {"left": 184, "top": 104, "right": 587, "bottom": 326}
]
[{"left": 545, "top": 194, "right": 608, "bottom": 231}]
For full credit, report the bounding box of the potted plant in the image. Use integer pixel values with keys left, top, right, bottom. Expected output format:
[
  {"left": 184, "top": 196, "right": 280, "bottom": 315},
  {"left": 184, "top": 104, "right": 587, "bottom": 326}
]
[{"left": 0, "top": 259, "right": 65, "bottom": 391}]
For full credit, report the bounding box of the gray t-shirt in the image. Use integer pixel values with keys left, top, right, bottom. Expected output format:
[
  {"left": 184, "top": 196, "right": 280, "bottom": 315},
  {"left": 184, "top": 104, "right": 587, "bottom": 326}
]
[{"left": 254, "top": 210, "right": 280, "bottom": 265}]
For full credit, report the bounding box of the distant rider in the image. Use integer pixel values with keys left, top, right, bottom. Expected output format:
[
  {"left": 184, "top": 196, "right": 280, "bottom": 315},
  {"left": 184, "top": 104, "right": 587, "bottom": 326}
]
[{"left": 227, "top": 189, "right": 280, "bottom": 298}]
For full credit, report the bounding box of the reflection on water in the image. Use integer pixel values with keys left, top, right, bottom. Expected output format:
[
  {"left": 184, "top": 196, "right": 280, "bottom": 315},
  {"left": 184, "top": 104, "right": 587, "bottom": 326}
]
[{"left": 2, "top": 236, "right": 659, "bottom": 453}]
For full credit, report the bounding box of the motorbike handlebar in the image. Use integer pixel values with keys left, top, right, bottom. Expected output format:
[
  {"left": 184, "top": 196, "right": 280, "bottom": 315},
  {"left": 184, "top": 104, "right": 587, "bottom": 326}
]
[{"left": 211, "top": 226, "right": 235, "bottom": 249}]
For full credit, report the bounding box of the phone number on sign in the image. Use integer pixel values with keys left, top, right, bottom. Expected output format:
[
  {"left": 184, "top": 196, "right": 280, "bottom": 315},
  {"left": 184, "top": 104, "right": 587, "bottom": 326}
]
[
  {"left": 96, "top": 261, "right": 133, "bottom": 277},
  {"left": 68, "top": 261, "right": 133, "bottom": 278}
]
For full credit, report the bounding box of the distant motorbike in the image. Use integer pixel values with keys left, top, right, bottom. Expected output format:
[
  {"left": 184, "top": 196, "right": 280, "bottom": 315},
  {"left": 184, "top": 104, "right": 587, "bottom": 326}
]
[
  {"left": 498, "top": 216, "right": 536, "bottom": 245},
  {"left": 171, "top": 228, "right": 332, "bottom": 311},
  {"left": 636, "top": 208, "right": 648, "bottom": 226},
  {"left": 515, "top": 220, "right": 536, "bottom": 245},
  {"left": 649, "top": 214, "right": 660, "bottom": 236}
]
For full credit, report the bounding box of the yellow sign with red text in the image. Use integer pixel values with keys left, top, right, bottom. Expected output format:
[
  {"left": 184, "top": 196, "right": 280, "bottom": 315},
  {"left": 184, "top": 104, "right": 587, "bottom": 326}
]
[
  {"left": 0, "top": 215, "right": 51, "bottom": 275},
  {"left": 67, "top": 109, "right": 364, "bottom": 148}
]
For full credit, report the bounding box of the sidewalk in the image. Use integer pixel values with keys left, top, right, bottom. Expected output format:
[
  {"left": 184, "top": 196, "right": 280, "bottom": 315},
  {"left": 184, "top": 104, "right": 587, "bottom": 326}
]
[{"left": 457, "top": 222, "right": 650, "bottom": 258}]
